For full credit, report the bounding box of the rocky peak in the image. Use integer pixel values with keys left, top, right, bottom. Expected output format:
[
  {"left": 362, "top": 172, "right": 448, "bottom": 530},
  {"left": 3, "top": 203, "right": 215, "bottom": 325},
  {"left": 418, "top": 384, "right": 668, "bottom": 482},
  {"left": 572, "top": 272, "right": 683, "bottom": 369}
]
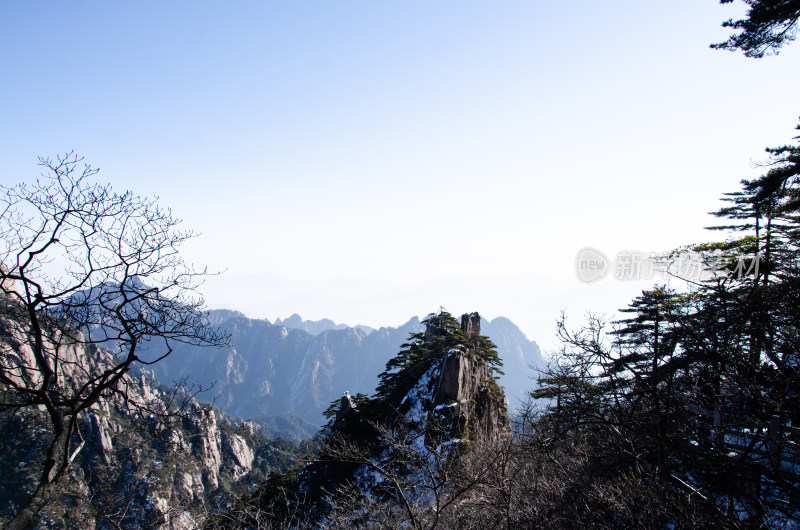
[
  {"left": 282, "top": 311, "right": 511, "bottom": 523},
  {"left": 461, "top": 312, "right": 481, "bottom": 337},
  {"left": 333, "top": 391, "right": 357, "bottom": 431},
  {"left": 336, "top": 312, "right": 509, "bottom": 447},
  {"left": 426, "top": 313, "right": 509, "bottom": 444}
]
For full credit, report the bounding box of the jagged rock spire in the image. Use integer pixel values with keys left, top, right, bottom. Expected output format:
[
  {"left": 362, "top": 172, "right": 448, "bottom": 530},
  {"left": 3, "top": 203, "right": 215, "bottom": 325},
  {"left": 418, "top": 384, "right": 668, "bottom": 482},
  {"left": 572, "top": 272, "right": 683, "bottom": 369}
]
[
  {"left": 334, "top": 391, "right": 356, "bottom": 431},
  {"left": 461, "top": 312, "right": 480, "bottom": 337},
  {"left": 432, "top": 315, "right": 509, "bottom": 444}
]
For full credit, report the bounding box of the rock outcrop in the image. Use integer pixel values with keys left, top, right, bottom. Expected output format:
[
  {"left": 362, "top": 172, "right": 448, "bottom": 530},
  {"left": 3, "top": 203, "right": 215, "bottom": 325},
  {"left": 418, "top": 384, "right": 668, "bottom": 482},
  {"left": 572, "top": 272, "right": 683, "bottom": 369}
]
[
  {"left": 340, "top": 311, "right": 510, "bottom": 449},
  {"left": 424, "top": 313, "right": 509, "bottom": 441},
  {"left": 86, "top": 410, "right": 115, "bottom": 464},
  {"left": 333, "top": 391, "right": 356, "bottom": 431},
  {"left": 224, "top": 434, "right": 256, "bottom": 481},
  {"left": 320, "top": 311, "right": 510, "bottom": 453},
  {"left": 286, "top": 311, "right": 509, "bottom": 526},
  {"left": 0, "top": 301, "right": 295, "bottom": 530},
  {"left": 184, "top": 403, "right": 223, "bottom": 490},
  {"left": 407, "top": 312, "right": 509, "bottom": 447},
  {"left": 432, "top": 343, "right": 509, "bottom": 444}
]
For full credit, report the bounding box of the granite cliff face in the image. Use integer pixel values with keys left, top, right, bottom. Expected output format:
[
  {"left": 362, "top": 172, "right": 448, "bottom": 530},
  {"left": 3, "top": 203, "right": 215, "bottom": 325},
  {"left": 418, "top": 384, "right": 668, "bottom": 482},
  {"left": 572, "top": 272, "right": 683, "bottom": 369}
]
[
  {"left": 431, "top": 313, "right": 510, "bottom": 444},
  {"left": 0, "top": 313, "right": 298, "bottom": 530},
  {"left": 0, "top": 377, "right": 278, "bottom": 529},
  {"left": 394, "top": 312, "right": 509, "bottom": 449}
]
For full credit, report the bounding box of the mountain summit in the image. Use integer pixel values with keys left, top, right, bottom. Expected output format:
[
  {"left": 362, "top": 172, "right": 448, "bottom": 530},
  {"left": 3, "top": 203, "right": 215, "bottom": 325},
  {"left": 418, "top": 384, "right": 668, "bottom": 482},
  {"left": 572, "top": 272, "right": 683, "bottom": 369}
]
[{"left": 219, "top": 312, "right": 510, "bottom": 527}]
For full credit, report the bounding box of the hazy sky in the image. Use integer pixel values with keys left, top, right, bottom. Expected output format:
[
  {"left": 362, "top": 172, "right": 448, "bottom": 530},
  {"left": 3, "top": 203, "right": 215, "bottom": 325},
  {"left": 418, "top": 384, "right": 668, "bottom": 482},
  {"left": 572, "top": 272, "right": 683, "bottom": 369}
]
[{"left": 2, "top": 1, "right": 799, "bottom": 350}]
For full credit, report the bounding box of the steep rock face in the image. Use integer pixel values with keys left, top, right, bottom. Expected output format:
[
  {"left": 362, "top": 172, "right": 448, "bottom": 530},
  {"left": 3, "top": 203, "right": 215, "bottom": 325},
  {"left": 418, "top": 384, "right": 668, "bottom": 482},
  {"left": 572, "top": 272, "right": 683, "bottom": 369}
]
[
  {"left": 0, "top": 322, "right": 289, "bottom": 530},
  {"left": 433, "top": 348, "right": 509, "bottom": 444},
  {"left": 0, "top": 319, "right": 105, "bottom": 400},
  {"left": 223, "top": 434, "right": 255, "bottom": 481},
  {"left": 87, "top": 410, "right": 115, "bottom": 464},
  {"left": 413, "top": 313, "right": 509, "bottom": 446},
  {"left": 185, "top": 404, "right": 223, "bottom": 490}
]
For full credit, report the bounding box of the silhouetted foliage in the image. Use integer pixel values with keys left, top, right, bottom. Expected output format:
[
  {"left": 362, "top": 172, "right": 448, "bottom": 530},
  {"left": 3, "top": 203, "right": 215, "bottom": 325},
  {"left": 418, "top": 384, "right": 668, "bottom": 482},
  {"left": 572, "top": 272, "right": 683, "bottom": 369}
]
[
  {"left": 528, "top": 122, "right": 800, "bottom": 526},
  {"left": 713, "top": 0, "right": 800, "bottom": 57}
]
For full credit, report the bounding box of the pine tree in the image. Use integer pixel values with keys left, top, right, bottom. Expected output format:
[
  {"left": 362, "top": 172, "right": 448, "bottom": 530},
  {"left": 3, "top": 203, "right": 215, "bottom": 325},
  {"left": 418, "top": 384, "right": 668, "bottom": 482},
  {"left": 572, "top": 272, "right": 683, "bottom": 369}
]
[{"left": 712, "top": 0, "right": 800, "bottom": 57}]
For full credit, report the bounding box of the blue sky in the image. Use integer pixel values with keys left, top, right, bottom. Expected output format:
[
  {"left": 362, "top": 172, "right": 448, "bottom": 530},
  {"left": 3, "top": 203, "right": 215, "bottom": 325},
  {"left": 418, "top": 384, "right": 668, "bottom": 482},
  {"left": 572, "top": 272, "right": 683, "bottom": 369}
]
[{"left": 2, "top": 1, "right": 799, "bottom": 349}]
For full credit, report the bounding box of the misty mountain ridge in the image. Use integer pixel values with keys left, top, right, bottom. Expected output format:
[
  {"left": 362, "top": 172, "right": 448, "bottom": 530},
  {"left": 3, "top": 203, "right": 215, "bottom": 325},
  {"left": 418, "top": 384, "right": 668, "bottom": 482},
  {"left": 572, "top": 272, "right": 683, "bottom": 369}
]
[
  {"left": 145, "top": 310, "right": 543, "bottom": 434},
  {"left": 274, "top": 313, "right": 376, "bottom": 336}
]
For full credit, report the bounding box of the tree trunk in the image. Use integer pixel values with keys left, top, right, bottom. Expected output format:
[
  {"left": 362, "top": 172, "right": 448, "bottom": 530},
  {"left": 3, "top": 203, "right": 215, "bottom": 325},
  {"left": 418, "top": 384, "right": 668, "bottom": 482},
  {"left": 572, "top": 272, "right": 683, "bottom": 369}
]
[{"left": 4, "top": 412, "right": 71, "bottom": 530}]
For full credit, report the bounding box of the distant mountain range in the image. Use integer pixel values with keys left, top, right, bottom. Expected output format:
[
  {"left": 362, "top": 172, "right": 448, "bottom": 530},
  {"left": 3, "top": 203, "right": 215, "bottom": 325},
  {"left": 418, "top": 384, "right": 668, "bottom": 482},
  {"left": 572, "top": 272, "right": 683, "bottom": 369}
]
[
  {"left": 274, "top": 313, "right": 376, "bottom": 336},
  {"left": 145, "top": 310, "right": 543, "bottom": 431}
]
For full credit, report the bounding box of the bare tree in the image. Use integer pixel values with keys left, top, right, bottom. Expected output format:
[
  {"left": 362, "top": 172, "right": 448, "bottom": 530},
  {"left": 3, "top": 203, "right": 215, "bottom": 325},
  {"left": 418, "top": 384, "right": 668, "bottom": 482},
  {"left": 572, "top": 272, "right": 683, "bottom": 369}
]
[
  {"left": 0, "top": 153, "right": 227, "bottom": 529},
  {"left": 306, "top": 417, "right": 514, "bottom": 530}
]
